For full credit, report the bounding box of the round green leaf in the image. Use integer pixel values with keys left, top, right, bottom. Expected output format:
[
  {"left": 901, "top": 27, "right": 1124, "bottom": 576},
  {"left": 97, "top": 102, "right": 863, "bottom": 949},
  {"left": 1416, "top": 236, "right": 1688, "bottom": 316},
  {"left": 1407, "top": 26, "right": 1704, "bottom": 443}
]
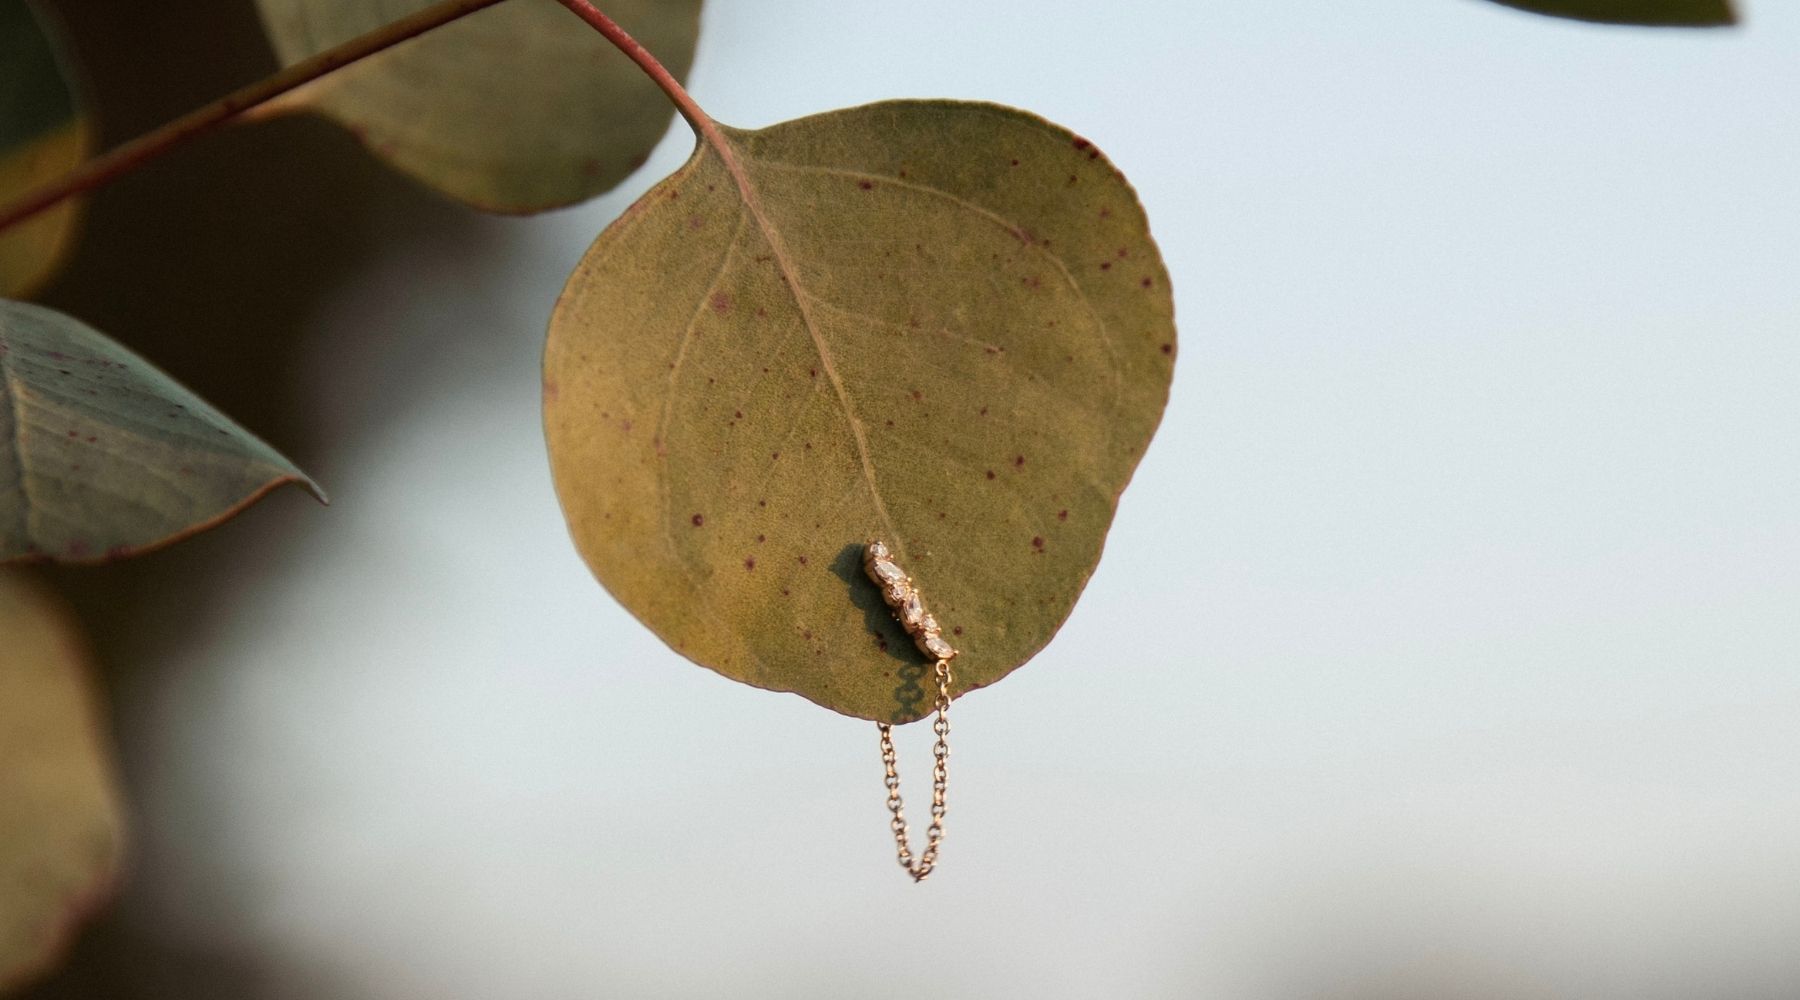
[
  {"left": 0, "top": 571, "right": 123, "bottom": 993},
  {"left": 0, "top": 0, "right": 94, "bottom": 298},
  {"left": 0, "top": 299, "right": 324, "bottom": 564},
  {"left": 545, "top": 101, "right": 1175, "bottom": 723},
  {"left": 1480, "top": 0, "right": 1736, "bottom": 25},
  {"left": 254, "top": 0, "right": 702, "bottom": 213}
]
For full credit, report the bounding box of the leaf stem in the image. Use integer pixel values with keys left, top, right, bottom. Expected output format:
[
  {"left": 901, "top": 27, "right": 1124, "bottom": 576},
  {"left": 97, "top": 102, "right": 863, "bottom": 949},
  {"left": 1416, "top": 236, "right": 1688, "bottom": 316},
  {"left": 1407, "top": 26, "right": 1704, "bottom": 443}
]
[
  {"left": 548, "top": 0, "right": 731, "bottom": 150},
  {"left": 0, "top": 0, "right": 510, "bottom": 236}
]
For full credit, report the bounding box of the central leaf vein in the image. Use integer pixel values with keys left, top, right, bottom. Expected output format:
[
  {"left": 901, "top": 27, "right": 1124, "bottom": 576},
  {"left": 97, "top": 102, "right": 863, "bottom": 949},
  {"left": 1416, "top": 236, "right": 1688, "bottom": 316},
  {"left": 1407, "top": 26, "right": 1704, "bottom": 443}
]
[{"left": 693, "top": 138, "right": 903, "bottom": 553}]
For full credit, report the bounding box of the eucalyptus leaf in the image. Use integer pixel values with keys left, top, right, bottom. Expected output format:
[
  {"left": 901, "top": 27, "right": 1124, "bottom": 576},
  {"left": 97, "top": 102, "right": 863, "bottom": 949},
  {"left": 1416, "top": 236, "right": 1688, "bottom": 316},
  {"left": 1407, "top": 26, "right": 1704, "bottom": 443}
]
[
  {"left": 254, "top": 0, "right": 702, "bottom": 213},
  {"left": 545, "top": 101, "right": 1175, "bottom": 723},
  {"left": 1480, "top": 0, "right": 1735, "bottom": 25},
  {"left": 0, "top": 571, "right": 123, "bottom": 993},
  {"left": 0, "top": 0, "right": 93, "bottom": 298},
  {"left": 0, "top": 299, "right": 324, "bottom": 563}
]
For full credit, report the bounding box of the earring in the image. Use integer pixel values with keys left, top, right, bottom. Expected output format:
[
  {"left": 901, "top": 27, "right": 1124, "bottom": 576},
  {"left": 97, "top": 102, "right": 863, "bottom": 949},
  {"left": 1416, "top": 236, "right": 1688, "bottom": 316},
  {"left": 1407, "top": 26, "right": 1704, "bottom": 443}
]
[{"left": 863, "top": 540, "right": 956, "bottom": 882}]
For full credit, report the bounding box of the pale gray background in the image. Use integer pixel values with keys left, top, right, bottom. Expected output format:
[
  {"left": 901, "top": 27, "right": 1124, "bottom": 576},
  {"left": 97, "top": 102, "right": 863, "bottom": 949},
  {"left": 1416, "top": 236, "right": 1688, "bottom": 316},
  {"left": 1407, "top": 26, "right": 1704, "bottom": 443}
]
[{"left": 66, "top": 1, "right": 1800, "bottom": 997}]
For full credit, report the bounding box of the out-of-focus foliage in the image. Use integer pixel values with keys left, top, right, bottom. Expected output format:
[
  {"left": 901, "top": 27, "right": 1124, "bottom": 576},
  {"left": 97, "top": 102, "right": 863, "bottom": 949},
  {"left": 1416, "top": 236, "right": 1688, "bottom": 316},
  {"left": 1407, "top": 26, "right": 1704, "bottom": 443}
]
[
  {"left": 0, "top": 570, "right": 122, "bottom": 994},
  {"left": 0, "top": 0, "right": 93, "bottom": 298},
  {"left": 254, "top": 0, "right": 704, "bottom": 213},
  {"left": 1481, "top": 0, "right": 1735, "bottom": 25},
  {"left": 0, "top": 299, "right": 323, "bottom": 564}
]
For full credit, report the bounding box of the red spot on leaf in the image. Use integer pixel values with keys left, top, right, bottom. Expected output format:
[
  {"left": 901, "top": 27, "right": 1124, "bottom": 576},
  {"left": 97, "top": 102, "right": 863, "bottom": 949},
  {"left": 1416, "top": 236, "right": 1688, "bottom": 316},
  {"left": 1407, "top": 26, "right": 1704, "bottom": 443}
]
[
  {"left": 710, "top": 291, "right": 733, "bottom": 313},
  {"left": 744, "top": 557, "right": 756, "bottom": 571},
  {"left": 1141, "top": 277, "right": 1154, "bottom": 289},
  {"left": 1013, "top": 455, "right": 1025, "bottom": 468},
  {"left": 986, "top": 470, "right": 996, "bottom": 480},
  {"left": 1031, "top": 536, "right": 1045, "bottom": 551},
  {"left": 1058, "top": 509, "right": 1069, "bottom": 521},
  {"left": 691, "top": 513, "right": 705, "bottom": 527},
  {"left": 1161, "top": 343, "right": 1173, "bottom": 355},
  {"left": 858, "top": 180, "right": 874, "bottom": 190}
]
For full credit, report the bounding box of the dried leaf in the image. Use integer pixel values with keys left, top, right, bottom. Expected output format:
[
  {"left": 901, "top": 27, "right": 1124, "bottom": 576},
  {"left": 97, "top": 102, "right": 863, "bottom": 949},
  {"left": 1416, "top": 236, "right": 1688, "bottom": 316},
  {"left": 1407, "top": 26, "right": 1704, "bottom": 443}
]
[
  {"left": 0, "top": 571, "right": 123, "bottom": 993},
  {"left": 0, "top": 0, "right": 93, "bottom": 298},
  {"left": 546, "top": 101, "right": 1175, "bottom": 722},
  {"left": 1481, "top": 0, "right": 1736, "bottom": 25},
  {"left": 254, "top": 0, "right": 703, "bottom": 213},
  {"left": 0, "top": 299, "right": 324, "bottom": 563}
]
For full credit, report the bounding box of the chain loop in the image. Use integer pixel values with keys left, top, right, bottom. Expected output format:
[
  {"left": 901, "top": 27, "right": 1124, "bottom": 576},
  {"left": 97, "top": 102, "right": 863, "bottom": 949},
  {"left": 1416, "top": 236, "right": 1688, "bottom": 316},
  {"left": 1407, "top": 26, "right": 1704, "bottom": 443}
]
[{"left": 876, "top": 657, "right": 952, "bottom": 882}]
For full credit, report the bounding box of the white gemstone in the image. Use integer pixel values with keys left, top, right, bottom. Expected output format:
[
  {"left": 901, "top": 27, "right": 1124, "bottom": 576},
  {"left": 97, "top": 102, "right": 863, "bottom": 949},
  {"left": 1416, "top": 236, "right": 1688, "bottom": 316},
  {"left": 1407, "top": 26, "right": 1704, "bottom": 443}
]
[
  {"left": 872, "top": 558, "right": 906, "bottom": 585},
  {"left": 885, "top": 582, "right": 911, "bottom": 605},
  {"left": 901, "top": 593, "right": 925, "bottom": 627},
  {"left": 922, "top": 634, "right": 956, "bottom": 660},
  {"left": 866, "top": 540, "right": 890, "bottom": 560},
  {"left": 919, "top": 614, "right": 940, "bottom": 635}
]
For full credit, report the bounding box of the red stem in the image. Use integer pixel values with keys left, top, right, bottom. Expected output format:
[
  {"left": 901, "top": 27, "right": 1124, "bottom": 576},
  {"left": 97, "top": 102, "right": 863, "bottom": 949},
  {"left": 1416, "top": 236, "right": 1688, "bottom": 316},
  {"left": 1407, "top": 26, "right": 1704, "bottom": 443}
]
[
  {"left": 0, "top": 0, "right": 509, "bottom": 236},
  {"left": 548, "top": 0, "right": 729, "bottom": 150}
]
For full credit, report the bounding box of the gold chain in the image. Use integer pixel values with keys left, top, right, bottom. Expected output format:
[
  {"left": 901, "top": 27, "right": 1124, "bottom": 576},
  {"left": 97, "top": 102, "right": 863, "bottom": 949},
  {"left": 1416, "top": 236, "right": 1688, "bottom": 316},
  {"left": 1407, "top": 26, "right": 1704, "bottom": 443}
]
[
  {"left": 876, "top": 656, "right": 952, "bottom": 883},
  {"left": 862, "top": 539, "right": 958, "bottom": 883}
]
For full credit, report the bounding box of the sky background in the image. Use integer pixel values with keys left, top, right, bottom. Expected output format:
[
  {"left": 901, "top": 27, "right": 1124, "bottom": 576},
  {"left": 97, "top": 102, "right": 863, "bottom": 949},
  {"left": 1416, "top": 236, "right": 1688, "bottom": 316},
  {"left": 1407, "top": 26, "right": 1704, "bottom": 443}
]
[{"left": 31, "top": 1, "right": 1800, "bottom": 997}]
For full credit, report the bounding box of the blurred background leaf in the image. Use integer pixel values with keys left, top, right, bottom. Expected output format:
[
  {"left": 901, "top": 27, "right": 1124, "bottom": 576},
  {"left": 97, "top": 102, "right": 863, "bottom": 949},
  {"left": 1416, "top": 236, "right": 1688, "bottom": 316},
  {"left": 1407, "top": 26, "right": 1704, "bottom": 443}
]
[
  {"left": 0, "top": 0, "right": 93, "bottom": 298},
  {"left": 0, "top": 299, "right": 323, "bottom": 564},
  {"left": 1480, "top": 0, "right": 1735, "bottom": 25},
  {"left": 0, "top": 571, "right": 123, "bottom": 996},
  {"left": 18, "top": 0, "right": 499, "bottom": 992},
  {"left": 253, "top": 0, "right": 702, "bottom": 212}
]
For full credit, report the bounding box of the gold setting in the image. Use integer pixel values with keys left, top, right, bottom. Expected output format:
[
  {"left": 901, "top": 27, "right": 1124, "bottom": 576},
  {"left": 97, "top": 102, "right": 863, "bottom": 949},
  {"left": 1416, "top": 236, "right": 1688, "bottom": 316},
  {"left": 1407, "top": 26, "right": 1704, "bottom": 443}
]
[{"left": 862, "top": 539, "right": 958, "bottom": 662}]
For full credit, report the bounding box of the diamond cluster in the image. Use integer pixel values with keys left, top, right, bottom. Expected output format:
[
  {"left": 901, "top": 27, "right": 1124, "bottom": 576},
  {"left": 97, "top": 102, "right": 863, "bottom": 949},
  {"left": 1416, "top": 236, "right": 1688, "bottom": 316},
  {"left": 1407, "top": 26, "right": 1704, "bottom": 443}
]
[{"left": 863, "top": 540, "right": 958, "bottom": 661}]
